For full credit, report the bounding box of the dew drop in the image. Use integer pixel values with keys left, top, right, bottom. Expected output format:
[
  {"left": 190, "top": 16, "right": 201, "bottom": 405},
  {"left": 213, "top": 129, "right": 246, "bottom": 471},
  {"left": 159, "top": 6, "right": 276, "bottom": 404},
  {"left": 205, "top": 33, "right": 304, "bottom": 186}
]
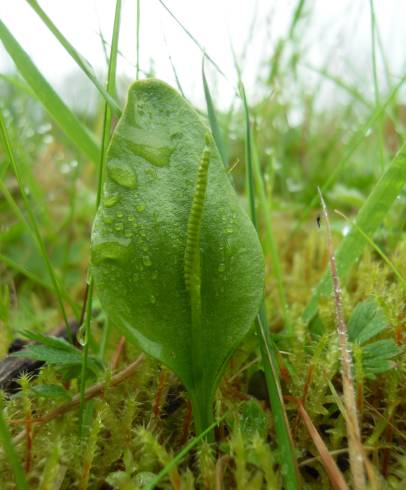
[
  {"left": 108, "top": 159, "right": 137, "bottom": 189},
  {"left": 128, "top": 216, "right": 135, "bottom": 222},
  {"left": 118, "top": 127, "right": 174, "bottom": 167},
  {"left": 92, "top": 237, "right": 130, "bottom": 265},
  {"left": 143, "top": 255, "right": 152, "bottom": 267},
  {"left": 136, "top": 203, "right": 145, "bottom": 212},
  {"left": 115, "top": 222, "right": 124, "bottom": 232},
  {"left": 150, "top": 294, "right": 156, "bottom": 304},
  {"left": 104, "top": 193, "right": 119, "bottom": 207},
  {"left": 218, "top": 263, "right": 225, "bottom": 272},
  {"left": 77, "top": 324, "right": 87, "bottom": 347},
  {"left": 124, "top": 230, "right": 133, "bottom": 238},
  {"left": 116, "top": 211, "right": 124, "bottom": 218},
  {"left": 103, "top": 213, "right": 113, "bottom": 224}
]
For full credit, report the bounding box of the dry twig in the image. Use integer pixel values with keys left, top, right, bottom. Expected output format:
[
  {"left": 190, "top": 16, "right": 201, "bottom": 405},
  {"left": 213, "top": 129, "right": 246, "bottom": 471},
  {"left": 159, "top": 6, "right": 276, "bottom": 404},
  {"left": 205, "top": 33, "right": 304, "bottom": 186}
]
[{"left": 317, "top": 188, "right": 366, "bottom": 489}]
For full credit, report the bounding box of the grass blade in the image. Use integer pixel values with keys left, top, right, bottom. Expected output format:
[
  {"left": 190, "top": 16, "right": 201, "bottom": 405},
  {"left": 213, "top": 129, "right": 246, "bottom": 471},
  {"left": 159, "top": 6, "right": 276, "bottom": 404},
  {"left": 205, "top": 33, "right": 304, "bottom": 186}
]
[
  {"left": 335, "top": 210, "right": 406, "bottom": 290},
  {"left": 251, "top": 126, "right": 291, "bottom": 330},
  {"left": 293, "top": 73, "right": 406, "bottom": 234},
  {"left": 0, "top": 19, "right": 100, "bottom": 163},
  {"left": 202, "top": 57, "right": 228, "bottom": 167},
  {"left": 25, "top": 0, "right": 122, "bottom": 116},
  {"left": 0, "top": 109, "right": 72, "bottom": 339},
  {"left": 303, "top": 142, "right": 406, "bottom": 323},
  {"left": 78, "top": 0, "right": 122, "bottom": 439},
  {"left": 240, "top": 81, "right": 300, "bottom": 489},
  {"left": 136, "top": 0, "right": 140, "bottom": 80},
  {"left": 0, "top": 407, "right": 28, "bottom": 490},
  {"left": 157, "top": 0, "right": 226, "bottom": 79}
]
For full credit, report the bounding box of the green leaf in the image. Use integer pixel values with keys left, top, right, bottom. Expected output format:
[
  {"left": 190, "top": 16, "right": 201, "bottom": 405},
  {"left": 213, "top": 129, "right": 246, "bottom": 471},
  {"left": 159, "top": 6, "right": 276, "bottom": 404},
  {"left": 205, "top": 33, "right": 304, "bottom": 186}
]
[
  {"left": 30, "top": 384, "right": 70, "bottom": 399},
  {"left": 20, "top": 330, "right": 78, "bottom": 353},
  {"left": 91, "top": 79, "right": 264, "bottom": 435},
  {"left": 11, "top": 345, "right": 82, "bottom": 365},
  {"left": 348, "top": 299, "right": 388, "bottom": 344},
  {"left": 362, "top": 340, "right": 401, "bottom": 379}
]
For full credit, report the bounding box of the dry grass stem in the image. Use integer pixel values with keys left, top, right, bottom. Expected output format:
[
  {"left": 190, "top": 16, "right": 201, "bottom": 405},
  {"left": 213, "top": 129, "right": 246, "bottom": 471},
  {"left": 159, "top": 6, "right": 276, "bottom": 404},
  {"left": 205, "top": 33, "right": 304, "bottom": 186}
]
[{"left": 317, "top": 188, "right": 366, "bottom": 489}]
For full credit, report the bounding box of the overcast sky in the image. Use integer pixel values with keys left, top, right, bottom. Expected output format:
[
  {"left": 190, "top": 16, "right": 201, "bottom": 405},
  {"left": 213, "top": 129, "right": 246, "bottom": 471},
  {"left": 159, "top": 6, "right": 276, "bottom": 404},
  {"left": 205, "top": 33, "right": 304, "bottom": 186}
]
[{"left": 1, "top": 0, "right": 405, "bottom": 109}]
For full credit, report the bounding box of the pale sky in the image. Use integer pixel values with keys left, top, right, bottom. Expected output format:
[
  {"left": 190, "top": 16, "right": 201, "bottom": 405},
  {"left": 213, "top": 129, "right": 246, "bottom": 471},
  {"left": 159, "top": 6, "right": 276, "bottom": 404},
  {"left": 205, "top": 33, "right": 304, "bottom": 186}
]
[{"left": 1, "top": 0, "right": 405, "bottom": 110}]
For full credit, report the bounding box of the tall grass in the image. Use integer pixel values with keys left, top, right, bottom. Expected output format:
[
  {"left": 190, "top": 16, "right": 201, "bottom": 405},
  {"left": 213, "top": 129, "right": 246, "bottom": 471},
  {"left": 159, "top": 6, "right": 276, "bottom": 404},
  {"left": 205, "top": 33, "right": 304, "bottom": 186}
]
[{"left": 78, "top": 0, "right": 122, "bottom": 439}]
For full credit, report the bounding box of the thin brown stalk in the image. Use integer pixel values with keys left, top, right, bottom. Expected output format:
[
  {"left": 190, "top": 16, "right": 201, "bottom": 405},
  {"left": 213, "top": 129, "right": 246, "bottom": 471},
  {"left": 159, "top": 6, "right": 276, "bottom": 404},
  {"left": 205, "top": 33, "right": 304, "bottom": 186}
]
[
  {"left": 295, "top": 398, "right": 349, "bottom": 490},
  {"left": 317, "top": 188, "right": 366, "bottom": 489},
  {"left": 152, "top": 369, "right": 168, "bottom": 419},
  {"left": 110, "top": 336, "right": 126, "bottom": 370},
  {"left": 215, "top": 455, "right": 232, "bottom": 490}
]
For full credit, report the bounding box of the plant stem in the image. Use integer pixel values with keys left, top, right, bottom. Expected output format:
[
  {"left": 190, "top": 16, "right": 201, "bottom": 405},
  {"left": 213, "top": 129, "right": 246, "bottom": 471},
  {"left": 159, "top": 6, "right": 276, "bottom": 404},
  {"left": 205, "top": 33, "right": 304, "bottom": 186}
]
[
  {"left": 317, "top": 188, "right": 366, "bottom": 489},
  {"left": 0, "top": 406, "right": 28, "bottom": 490},
  {"left": 78, "top": 0, "right": 122, "bottom": 439}
]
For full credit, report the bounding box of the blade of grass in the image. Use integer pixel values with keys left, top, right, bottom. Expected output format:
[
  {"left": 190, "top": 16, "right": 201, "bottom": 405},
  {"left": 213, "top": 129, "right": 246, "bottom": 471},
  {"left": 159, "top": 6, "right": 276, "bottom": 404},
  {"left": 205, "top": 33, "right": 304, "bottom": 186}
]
[
  {"left": 251, "top": 124, "right": 291, "bottom": 330},
  {"left": 78, "top": 0, "right": 122, "bottom": 440},
  {"left": 269, "top": 0, "right": 306, "bottom": 84},
  {"left": 0, "top": 109, "right": 72, "bottom": 340},
  {"left": 302, "top": 64, "right": 371, "bottom": 108},
  {"left": 0, "top": 253, "right": 78, "bottom": 314},
  {"left": 0, "top": 406, "right": 28, "bottom": 490},
  {"left": 0, "top": 74, "right": 35, "bottom": 99},
  {"left": 0, "top": 20, "right": 100, "bottom": 163},
  {"left": 303, "top": 142, "right": 406, "bottom": 323},
  {"left": 157, "top": 0, "right": 226, "bottom": 79},
  {"left": 136, "top": 0, "right": 140, "bottom": 79},
  {"left": 334, "top": 210, "right": 406, "bottom": 290},
  {"left": 240, "top": 80, "right": 300, "bottom": 489},
  {"left": 165, "top": 38, "right": 185, "bottom": 97},
  {"left": 25, "top": 0, "right": 121, "bottom": 116},
  {"left": 369, "top": 0, "right": 385, "bottom": 171},
  {"left": 202, "top": 57, "right": 228, "bottom": 167},
  {"left": 144, "top": 415, "right": 225, "bottom": 490},
  {"left": 293, "top": 73, "right": 406, "bottom": 235}
]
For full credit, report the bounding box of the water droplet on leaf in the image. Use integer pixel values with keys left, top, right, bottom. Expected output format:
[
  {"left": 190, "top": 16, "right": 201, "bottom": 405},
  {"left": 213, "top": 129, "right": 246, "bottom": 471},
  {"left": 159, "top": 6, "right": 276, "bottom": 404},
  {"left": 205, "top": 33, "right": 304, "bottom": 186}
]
[
  {"left": 108, "top": 159, "right": 137, "bottom": 189},
  {"left": 77, "top": 324, "right": 87, "bottom": 346}
]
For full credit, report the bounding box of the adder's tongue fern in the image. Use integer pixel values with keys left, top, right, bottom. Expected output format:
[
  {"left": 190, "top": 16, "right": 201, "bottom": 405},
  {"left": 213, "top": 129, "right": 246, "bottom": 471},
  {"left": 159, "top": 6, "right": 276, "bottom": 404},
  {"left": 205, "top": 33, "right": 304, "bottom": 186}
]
[{"left": 91, "top": 80, "right": 264, "bottom": 435}]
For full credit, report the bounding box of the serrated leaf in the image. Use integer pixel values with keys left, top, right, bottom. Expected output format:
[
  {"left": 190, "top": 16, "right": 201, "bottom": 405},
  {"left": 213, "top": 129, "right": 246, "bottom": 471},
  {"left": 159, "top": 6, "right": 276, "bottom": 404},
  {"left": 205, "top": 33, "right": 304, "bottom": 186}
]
[
  {"left": 362, "top": 340, "right": 401, "bottom": 379},
  {"left": 11, "top": 345, "right": 82, "bottom": 365},
  {"left": 91, "top": 79, "right": 264, "bottom": 434},
  {"left": 348, "top": 298, "right": 388, "bottom": 344},
  {"left": 20, "top": 330, "right": 78, "bottom": 353}
]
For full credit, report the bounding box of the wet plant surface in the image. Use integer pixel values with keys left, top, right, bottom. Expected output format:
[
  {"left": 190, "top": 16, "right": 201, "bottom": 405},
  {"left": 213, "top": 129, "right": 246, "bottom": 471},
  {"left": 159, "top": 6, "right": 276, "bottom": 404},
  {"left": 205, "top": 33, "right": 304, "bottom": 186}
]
[{"left": 0, "top": 1, "right": 406, "bottom": 489}]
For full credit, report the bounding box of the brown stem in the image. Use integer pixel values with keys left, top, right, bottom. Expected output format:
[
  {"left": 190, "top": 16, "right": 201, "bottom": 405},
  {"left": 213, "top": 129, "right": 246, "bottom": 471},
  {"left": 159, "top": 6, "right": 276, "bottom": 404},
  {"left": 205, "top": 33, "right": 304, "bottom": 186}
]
[
  {"left": 293, "top": 397, "right": 349, "bottom": 490},
  {"left": 317, "top": 188, "right": 366, "bottom": 489},
  {"left": 110, "top": 336, "right": 126, "bottom": 370}
]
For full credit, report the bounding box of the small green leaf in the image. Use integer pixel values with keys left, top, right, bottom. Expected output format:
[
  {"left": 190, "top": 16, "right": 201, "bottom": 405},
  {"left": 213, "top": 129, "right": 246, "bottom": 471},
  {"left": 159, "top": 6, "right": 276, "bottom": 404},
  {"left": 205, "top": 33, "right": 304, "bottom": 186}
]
[
  {"left": 11, "top": 345, "right": 82, "bottom": 365},
  {"left": 91, "top": 80, "right": 264, "bottom": 435},
  {"left": 348, "top": 298, "right": 388, "bottom": 344},
  {"left": 20, "top": 330, "right": 78, "bottom": 353},
  {"left": 30, "top": 384, "right": 70, "bottom": 399},
  {"left": 362, "top": 339, "right": 401, "bottom": 379}
]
